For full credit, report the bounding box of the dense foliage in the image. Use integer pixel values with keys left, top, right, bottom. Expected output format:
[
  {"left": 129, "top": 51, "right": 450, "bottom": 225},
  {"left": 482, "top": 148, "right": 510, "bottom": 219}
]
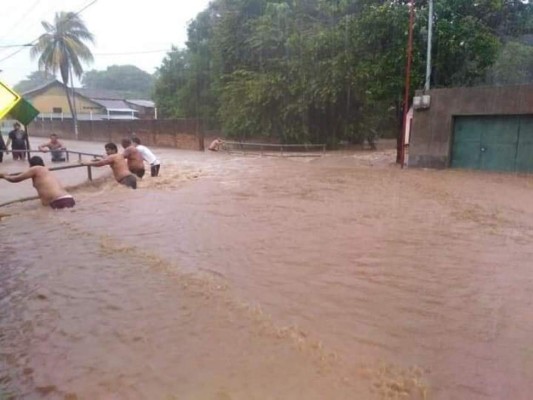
[
  {"left": 82, "top": 65, "right": 155, "bottom": 99},
  {"left": 154, "top": 0, "right": 532, "bottom": 145},
  {"left": 14, "top": 71, "right": 56, "bottom": 93}
]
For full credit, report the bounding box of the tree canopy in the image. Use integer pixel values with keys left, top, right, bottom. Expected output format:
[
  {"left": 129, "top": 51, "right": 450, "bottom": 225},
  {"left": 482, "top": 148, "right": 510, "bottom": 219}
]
[
  {"left": 82, "top": 65, "right": 155, "bottom": 99},
  {"left": 154, "top": 0, "right": 533, "bottom": 145},
  {"left": 13, "top": 71, "right": 56, "bottom": 93}
]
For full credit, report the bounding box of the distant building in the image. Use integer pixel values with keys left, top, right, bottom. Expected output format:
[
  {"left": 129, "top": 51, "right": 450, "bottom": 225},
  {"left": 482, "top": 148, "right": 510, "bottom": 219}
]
[
  {"left": 23, "top": 80, "right": 155, "bottom": 121},
  {"left": 125, "top": 99, "right": 157, "bottom": 120}
]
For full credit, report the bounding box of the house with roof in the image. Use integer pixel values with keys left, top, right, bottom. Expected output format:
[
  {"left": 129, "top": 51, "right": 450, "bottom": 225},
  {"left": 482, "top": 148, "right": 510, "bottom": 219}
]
[{"left": 22, "top": 80, "right": 155, "bottom": 121}]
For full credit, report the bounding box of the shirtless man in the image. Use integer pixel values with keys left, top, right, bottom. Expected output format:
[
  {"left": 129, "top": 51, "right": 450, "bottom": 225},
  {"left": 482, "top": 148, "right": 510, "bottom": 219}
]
[
  {"left": 0, "top": 156, "right": 75, "bottom": 209},
  {"left": 208, "top": 137, "right": 224, "bottom": 151},
  {"left": 82, "top": 143, "right": 137, "bottom": 189},
  {"left": 39, "top": 133, "right": 66, "bottom": 162},
  {"left": 121, "top": 138, "right": 145, "bottom": 178}
]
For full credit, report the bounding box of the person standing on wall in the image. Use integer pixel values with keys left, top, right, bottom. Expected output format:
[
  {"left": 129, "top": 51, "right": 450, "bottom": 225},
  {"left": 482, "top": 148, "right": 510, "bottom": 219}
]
[{"left": 6, "top": 122, "right": 30, "bottom": 161}]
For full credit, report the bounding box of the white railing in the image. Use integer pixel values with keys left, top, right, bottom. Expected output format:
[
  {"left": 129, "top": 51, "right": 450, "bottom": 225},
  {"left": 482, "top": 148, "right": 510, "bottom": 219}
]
[{"left": 38, "top": 112, "right": 138, "bottom": 121}]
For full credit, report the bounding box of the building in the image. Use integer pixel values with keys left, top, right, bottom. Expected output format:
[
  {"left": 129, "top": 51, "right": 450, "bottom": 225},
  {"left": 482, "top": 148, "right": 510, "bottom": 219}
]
[
  {"left": 408, "top": 85, "right": 533, "bottom": 173},
  {"left": 23, "top": 80, "right": 155, "bottom": 121}
]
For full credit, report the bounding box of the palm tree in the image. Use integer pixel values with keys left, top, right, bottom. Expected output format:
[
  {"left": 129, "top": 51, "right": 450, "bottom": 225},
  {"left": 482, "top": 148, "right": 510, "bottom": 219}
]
[{"left": 31, "top": 11, "right": 94, "bottom": 138}]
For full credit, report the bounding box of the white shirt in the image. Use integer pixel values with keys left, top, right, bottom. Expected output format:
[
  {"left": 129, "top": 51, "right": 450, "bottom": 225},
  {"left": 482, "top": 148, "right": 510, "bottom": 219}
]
[{"left": 136, "top": 145, "right": 160, "bottom": 165}]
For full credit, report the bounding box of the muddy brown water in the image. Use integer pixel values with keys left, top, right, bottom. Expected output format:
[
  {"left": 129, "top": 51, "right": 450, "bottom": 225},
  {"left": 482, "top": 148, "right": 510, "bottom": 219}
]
[{"left": 2, "top": 148, "right": 533, "bottom": 399}]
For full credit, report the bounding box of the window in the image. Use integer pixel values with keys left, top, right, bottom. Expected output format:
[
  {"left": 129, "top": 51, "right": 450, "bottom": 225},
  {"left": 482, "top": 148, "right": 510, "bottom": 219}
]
[{"left": 52, "top": 107, "right": 62, "bottom": 113}]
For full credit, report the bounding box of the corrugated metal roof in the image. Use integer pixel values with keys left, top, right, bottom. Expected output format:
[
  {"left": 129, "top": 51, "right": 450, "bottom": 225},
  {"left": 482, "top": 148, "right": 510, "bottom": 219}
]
[
  {"left": 126, "top": 99, "right": 155, "bottom": 108},
  {"left": 76, "top": 88, "right": 128, "bottom": 100},
  {"left": 92, "top": 99, "right": 137, "bottom": 111}
]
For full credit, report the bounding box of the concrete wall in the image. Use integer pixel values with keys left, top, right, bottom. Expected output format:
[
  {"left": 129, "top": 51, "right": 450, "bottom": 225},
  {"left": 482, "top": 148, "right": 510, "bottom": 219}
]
[
  {"left": 409, "top": 85, "right": 533, "bottom": 168},
  {"left": 27, "top": 119, "right": 208, "bottom": 151}
]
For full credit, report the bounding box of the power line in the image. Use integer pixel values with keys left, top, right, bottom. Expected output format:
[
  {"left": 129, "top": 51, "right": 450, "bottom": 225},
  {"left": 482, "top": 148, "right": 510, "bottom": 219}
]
[
  {"left": 0, "top": 0, "right": 99, "bottom": 64},
  {"left": 0, "top": 44, "right": 33, "bottom": 48},
  {"left": 74, "top": 0, "right": 99, "bottom": 18},
  {"left": 0, "top": 0, "right": 61, "bottom": 56},
  {"left": 94, "top": 48, "right": 181, "bottom": 56},
  {"left": 0, "top": 0, "right": 41, "bottom": 44},
  {"left": 0, "top": 44, "right": 31, "bottom": 64}
]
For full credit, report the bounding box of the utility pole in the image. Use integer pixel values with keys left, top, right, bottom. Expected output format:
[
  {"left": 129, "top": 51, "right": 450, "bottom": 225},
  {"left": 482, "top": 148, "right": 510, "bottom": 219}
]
[
  {"left": 69, "top": 66, "right": 79, "bottom": 139},
  {"left": 400, "top": 0, "right": 415, "bottom": 168},
  {"left": 425, "top": 0, "right": 434, "bottom": 92}
]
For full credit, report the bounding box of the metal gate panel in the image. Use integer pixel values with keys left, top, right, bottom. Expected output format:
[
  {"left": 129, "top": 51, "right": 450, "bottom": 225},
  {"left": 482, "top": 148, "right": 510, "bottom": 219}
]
[
  {"left": 479, "top": 117, "right": 519, "bottom": 172},
  {"left": 451, "top": 118, "right": 482, "bottom": 169},
  {"left": 451, "top": 116, "right": 526, "bottom": 172},
  {"left": 516, "top": 116, "right": 533, "bottom": 172}
]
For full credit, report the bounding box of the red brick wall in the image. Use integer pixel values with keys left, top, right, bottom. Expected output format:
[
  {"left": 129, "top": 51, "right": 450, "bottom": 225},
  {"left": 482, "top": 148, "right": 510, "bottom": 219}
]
[{"left": 29, "top": 119, "right": 208, "bottom": 151}]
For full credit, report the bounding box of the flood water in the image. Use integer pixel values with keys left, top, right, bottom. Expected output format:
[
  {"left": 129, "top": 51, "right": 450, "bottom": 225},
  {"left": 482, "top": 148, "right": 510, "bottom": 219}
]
[{"left": 2, "top": 145, "right": 533, "bottom": 399}]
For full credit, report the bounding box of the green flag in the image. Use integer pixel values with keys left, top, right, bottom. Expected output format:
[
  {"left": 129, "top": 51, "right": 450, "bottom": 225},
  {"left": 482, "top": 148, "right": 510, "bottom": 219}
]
[{"left": 7, "top": 98, "right": 40, "bottom": 126}]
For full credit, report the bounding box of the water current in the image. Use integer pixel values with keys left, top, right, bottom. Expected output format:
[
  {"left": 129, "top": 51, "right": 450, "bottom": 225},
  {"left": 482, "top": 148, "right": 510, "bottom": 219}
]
[{"left": 2, "top": 146, "right": 533, "bottom": 399}]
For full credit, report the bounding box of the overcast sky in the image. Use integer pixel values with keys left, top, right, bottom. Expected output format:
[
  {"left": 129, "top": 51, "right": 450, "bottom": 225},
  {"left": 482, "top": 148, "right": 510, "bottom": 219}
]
[{"left": 0, "top": 0, "right": 211, "bottom": 88}]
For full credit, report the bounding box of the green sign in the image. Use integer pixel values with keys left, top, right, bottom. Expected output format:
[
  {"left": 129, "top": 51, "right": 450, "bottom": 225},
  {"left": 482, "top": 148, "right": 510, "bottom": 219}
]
[{"left": 7, "top": 97, "right": 40, "bottom": 126}]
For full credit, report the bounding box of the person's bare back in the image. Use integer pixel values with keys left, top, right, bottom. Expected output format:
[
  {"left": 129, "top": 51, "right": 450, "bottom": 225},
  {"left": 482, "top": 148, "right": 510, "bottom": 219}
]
[
  {"left": 29, "top": 166, "right": 69, "bottom": 205},
  {"left": 123, "top": 145, "right": 144, "bottom": 171},
  {"left": 0, "top": 157, "right": 74, "bottom": 209},
  {"left": 121, "top": 139, "right": 145, "bottom": 178}
]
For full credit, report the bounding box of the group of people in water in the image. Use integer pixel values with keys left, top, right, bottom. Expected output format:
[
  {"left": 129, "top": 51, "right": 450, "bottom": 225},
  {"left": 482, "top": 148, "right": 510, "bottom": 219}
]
[
  {"left": 81, "top": 138, "right": 160, "bottom": 190},
  {"left": 0, "top": 123, "right": 67, "bottom": 163},
  {"left": 0, "top": 121, "right": 228, "bottom": 210},
  {"left": 0, "top": 126, "right": 162, "bottom": 209}
]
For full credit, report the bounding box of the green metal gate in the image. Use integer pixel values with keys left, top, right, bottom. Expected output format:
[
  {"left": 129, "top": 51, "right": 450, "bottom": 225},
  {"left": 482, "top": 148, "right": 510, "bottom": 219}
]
[{"left": 451, "top": 115, "right": 533, "bottom": 172}]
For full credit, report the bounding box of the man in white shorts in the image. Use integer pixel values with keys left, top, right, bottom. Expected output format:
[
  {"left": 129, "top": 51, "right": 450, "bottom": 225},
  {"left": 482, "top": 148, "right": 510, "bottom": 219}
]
[{"left": 131, "top": 137, "right": 161, "bottom": 177}]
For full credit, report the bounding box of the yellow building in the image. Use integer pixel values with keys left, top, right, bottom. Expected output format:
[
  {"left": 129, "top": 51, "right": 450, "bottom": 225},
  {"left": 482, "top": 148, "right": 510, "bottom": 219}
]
[{"left": 23, "top": 80, "right": 154, "bottom": 120}]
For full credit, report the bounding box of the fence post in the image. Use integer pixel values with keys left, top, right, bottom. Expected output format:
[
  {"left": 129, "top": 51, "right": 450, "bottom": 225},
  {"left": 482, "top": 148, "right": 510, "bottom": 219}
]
[
  {"left": 66, "top": 150, "right": 70, "bottom": 162},
  {"left": 87, "top": 166, "right": 93, "bottom": 181}
]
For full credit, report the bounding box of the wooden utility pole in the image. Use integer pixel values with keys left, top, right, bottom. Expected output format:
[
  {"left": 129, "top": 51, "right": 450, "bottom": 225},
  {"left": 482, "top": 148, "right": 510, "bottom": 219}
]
[{"left": 400, "top": 1, "right": 415, "bottom": 168}]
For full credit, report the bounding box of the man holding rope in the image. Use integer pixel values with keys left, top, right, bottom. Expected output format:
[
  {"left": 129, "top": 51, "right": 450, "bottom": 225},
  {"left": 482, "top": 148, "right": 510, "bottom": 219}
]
[{"left": 0, "top": 156, "right": 75, "bottom": 209}]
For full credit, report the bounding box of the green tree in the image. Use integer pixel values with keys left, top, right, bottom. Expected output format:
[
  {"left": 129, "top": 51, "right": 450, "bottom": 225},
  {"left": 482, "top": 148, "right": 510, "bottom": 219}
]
[
  {"left": 154, "top": 0, "right": 532, "bottom": 149},
  {"left": 82, "top": 65, "right": 154, "bottom": 99},
  {"left": 153, "top": 47, "right": 191, "bottom": 118},
  {"left": 486, "top": 40, "right": 533, "bottom": 84},
  {"left": 30, "top": 11, "right": 94, "bottom": 137},
  {"left": 13, "top": 70, "right": 56, "bottom": 93}
]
